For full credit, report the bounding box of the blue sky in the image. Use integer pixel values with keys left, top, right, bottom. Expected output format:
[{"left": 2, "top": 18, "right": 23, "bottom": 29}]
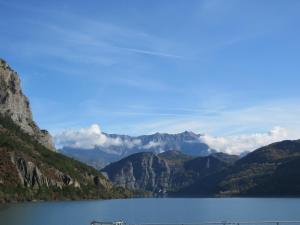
[{"left": 1, "top": 0, "right": 300, "bottom": 142}]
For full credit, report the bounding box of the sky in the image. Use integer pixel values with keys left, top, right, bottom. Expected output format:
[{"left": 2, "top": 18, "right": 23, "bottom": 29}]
[{"left": 1, "top": 0, "right": 300, "bottom": 152}]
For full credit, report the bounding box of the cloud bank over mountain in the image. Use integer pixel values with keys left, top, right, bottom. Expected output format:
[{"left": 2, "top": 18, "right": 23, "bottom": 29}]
[
  {"left": 55, "top": 124, "right": 141, "bottom": 149},
  {"left": 199, "top": 127, "right": 291, "bottom": 155},
  {"left": 55, "top": 124, "right": 295, "bottom": 155}
]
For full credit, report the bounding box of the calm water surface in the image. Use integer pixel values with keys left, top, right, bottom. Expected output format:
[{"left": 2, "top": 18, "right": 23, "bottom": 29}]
[{"left": 1, "top": 198, "right": 300, "bottom": 225}]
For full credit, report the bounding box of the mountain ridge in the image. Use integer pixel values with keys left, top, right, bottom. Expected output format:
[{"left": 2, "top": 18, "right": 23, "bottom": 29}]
[
  {"left": 61, "top": 131, "right": 214, "bottom": 169},
  {"left": 102, "top": 150, "right": 238, "bottom": 194},
  {"left": 101, "top": 139, "right": 300, "bottom": 196},
  {"left": 176, "top": 139, "right": 300, "bottom": 196}
]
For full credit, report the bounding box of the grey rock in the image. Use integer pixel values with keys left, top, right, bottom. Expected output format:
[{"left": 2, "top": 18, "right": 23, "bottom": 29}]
[
  {"left": 11, "top": 153, "right": 80, "bottom": 189},
  {"left": 0, "top": 59, "right": 54, "bottom": 150},
  {"left": 102, "top": 152, "right": 171, "bottom": 193}
]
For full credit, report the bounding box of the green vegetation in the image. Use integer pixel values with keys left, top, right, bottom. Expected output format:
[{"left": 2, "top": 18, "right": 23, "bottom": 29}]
[
  {"left": 0, "top": 114, "right": 100, "bottom": 179},
  {"left": 175, "top": 140, "right": 300, "bottom": 197},
  {"left": 158, "top": 150, "right": 193, "bottom": 167},
  {"left": 0, "top": 114, "right": 132, "bottom": 202}
]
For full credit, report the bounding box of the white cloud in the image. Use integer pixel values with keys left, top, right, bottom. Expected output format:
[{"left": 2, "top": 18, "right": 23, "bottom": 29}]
[
  {"left": 55, "top": 123, "right": 298, "bottom": 156},
  {"left": 55, "top": 124, "right": 137, "bottom": 150},
  {"left": 142, "top": 140, "right": 163, "bottom": 150},
  {"left": 121, "top": 139, "right": 142, "bottom": 149},
  {"left": 199, "top": 127, "right": 292, "bottom": 155}
]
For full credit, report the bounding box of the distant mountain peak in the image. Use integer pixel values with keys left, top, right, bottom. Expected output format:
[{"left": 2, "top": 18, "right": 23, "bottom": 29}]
[
  {"left": 182, "top": 130, "right": 196, "bottom": 134},
  {"left": 61, "top": 129, "right": 212, "bottom": 169}
]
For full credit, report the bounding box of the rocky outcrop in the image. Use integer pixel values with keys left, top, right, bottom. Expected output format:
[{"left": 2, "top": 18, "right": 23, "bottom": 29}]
[
  {"left": 11, "top": 154, "right": 82, "bottom": 189},
  {"left": 0, "top": 59, "right": 54, "bottom": 150}
]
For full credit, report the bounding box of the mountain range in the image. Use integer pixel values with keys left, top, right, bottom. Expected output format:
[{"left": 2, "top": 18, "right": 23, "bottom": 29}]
[
  {"left": 101, "top": 150, "right": 239, "bottom": 195},
  {"left": 101, "top": 140, "right": 300, "bottom": 196},
  {"left": 60, "top": 131, "right": 214, "bottom": 169}
]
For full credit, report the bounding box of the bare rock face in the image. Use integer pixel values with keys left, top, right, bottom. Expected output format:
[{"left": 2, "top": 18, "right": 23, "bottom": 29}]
[
  {"left": 10, "top": 154, "right": 81, "bottom": 190},
  {"left": 102, "top": 152, "right": 171, "bottom": 193},
  {"left": 0, "top": 59, "right": 54, "bottom": 150}
]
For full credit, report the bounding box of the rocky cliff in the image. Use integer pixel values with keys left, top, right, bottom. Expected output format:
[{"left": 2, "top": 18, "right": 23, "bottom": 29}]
[
  {"left": 0, "top": 59, "right": 54, "bottom": 150},
  {"left": 102, "top": 150, "right": 237, "bottom": 194},
  {"left": 102, "top": 152, "right": 171, "bottom": 194}
]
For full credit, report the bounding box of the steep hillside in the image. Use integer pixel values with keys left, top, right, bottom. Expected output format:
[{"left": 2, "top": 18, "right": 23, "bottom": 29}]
[
  {"left": 210, "top": 152, "right": 240, "bottom": 164},
  {"left": 246, "top": 156, "right": 300, "bottom": 195},
  {"left": 177, "top": 140, "right": 300, "bottom": 196},
  {"left": 218, "top": 140, "right": 300, "bottom": 195},
  {"left": 0, "top": 115, "right": 131, "bottom": 202},
  {"left": 0, "top": 59, "right": 130, "bottom": 202},
  {"left": 169, "top": 154, "right": 237, "bottom": 195},
  {"left": 158, "top": 150, "right": 193, "bottom": 167}
]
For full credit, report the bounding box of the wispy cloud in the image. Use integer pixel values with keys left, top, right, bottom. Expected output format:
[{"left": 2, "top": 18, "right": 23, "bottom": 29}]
[
  {"left": 111, "top": 98, "right": 300, "bottom": 136},
  {"left": 1, "top": 9, "right": 187, "bottom": 69},
  {"left": 119, "top": 47, "right": 184, "bottom": 59}
]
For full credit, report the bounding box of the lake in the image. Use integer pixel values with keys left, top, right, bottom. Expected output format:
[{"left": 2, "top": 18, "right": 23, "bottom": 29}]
[{"left": 1, "top": 198, "right": 300, "bottom": 225}]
